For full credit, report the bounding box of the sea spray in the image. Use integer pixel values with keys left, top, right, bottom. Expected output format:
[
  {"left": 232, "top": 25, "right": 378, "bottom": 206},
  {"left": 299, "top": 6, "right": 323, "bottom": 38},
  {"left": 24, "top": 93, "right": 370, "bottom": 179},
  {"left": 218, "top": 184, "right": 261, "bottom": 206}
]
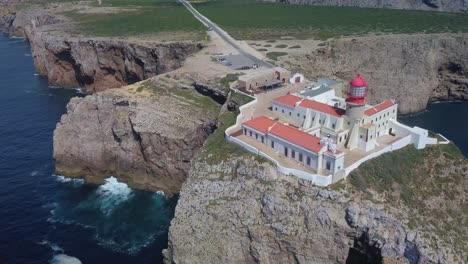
[
  {"left": 96, "top": 176, "right": 133, "bottom": 216},
  {"left": 48, "top": 176, "right": 177, "bottom": 254}
]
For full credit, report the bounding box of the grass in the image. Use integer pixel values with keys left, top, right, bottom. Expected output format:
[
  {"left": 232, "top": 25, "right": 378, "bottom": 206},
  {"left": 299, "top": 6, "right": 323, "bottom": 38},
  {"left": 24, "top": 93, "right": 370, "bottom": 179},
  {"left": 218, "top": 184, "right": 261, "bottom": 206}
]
[
  {"left": 266, "top": 51, "right": 288, "bottom": 61},
  {"left": 289, "top": 45, "right": 301, "bottom": 49},
  {"left": 193, "top": 0, "right": 468, "bottom": 40},
  {"left": 197, "top": 91, "right": 264, "bottom": 164},
  {"left": 40, "top": 0, "right": 205, "bottom": 37},
  {"left": 275, "top": 44, "right": 288, "bottom": 48}
]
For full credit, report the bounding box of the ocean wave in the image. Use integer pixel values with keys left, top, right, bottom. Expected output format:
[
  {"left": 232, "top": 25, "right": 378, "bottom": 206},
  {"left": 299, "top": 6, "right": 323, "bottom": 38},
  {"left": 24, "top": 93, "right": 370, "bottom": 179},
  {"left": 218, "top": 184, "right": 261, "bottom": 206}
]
[
  {"left": 96, "top": 177, "right": 133, "bottom": 216},
  {"left": 50, "top": 254, "right": 82, "bottom": 264},
  {"left": 54, "top": 175, "right": 85, "bottom": 185}
]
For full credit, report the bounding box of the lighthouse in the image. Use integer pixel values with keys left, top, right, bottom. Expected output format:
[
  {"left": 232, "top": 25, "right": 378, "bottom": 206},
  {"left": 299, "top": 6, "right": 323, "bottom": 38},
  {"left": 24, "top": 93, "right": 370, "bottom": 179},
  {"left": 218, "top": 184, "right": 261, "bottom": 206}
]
[
  {"left": 345, "top": 74, "right": 368, "bottom": 118},
  {"left": 345, "top": 74, "right": 368, "bottom": 150}
]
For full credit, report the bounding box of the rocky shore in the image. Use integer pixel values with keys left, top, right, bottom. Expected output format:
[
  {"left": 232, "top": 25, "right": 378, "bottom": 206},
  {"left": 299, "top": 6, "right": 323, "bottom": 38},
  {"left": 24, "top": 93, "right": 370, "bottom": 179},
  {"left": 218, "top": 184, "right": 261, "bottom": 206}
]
[
  {"left": 1, "top": 2, "right": 202, "bottom": 93},
  {"left": 53, "top": 81, "right": 220, "bottom": 196}
]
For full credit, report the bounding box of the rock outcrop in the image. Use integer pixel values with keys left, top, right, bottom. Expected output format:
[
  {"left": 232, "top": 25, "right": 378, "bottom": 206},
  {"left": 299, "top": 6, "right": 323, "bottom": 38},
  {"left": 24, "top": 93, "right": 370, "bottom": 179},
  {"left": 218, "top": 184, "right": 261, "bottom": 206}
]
[
  {"left": 53, "top": 83, "right": 219, "bottom": 196},
  {"left": 286, "top": 34, "right": 468, "bottom": 113},
  {"left": 28, "top": 31, "right": 202, "bottom": 93},
  {"left": 164, "top": 150, "right": 466, "bottom": 263},
  {"left": 0, "top": 5, "right": 203, "bottom": 93},
  {"left": 275, "top": 0, "right": 468, "bottom": 13}
]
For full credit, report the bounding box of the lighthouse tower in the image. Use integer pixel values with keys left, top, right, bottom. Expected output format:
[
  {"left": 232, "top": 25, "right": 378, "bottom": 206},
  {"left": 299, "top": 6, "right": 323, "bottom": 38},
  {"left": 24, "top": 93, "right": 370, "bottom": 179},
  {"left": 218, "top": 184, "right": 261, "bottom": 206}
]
[
  {"left": 345, "top": 74, "right": 368, "bottom": 118},
  {"left": 345, "top": 74, "right": 368, "bottom": 150}
]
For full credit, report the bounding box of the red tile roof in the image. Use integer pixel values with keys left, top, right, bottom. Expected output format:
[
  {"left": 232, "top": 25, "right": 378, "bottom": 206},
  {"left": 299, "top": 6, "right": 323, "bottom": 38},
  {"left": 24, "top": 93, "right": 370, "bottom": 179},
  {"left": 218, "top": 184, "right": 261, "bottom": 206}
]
[
  {"left": 273, "top": 94, "right": 302, "bottom": 107},
  {"left": 364, "top": 99, "right": 395, "bottom": 116},
  {"left": 242, "top": 116, "right": 277, "bottom": 134},
  {"left": 299, "top": 99, "right": 345, "bottom": 117},
  {"left": 269, "top": 122, "right": 323, "bottom": 153}
]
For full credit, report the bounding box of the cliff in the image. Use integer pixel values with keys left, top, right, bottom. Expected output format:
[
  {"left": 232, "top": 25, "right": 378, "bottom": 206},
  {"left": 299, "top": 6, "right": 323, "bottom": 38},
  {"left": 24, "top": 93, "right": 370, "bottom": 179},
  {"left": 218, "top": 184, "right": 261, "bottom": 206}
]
[
  {"left": 164, "top": 144, "right": 467, "bottom": 263},
  {"left": 284, "top": 34, "right": 468, "bottom": 114},
  {"left": 53, "top": 80, "right": 220, "bottom": 196},
  {"left": 0, "top": 4, "right": 203, "bottom": 93},
  {"left": 274, "top": 0, "right": 468, "bottom": 13}
]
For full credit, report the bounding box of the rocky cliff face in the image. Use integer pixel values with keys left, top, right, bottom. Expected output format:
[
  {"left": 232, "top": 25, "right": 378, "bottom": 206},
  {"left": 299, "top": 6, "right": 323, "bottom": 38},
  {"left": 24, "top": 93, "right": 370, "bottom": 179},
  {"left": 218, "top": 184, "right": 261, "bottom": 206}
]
[
  {"left": 164, "top": 149, "right": 466, "bottom": 263},
  {"left": 276, "top": 0, "right": 468, "bottom": 13},
  {"left": 28, "top": 31, "right": 202, "bottom": 93},
  {"left": 285, "top": 34, "right": 468, "bottom": 114},
  {"left": 0, "top": 6, "right": 202, "bottom": 93},
  {"left": 53, "top": 82, "right": 219, "bottom": 196}
]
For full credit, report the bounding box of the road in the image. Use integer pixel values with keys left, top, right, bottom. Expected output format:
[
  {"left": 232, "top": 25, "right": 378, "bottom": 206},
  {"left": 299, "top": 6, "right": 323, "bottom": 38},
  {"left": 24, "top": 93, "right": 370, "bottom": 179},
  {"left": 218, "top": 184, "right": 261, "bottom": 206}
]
[{"left": 179, "top": 0, "right": 274, "bottom": 69}]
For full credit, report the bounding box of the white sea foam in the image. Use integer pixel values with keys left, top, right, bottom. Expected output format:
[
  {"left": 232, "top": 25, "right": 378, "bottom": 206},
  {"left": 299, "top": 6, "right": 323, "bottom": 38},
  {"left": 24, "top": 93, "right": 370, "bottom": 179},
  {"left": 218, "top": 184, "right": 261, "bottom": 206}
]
[
  {"left": 31, "top": 170, "right": 39, "bottom": 176},
  {"left": 24, "top": 53, "right": 31, "bottom": 56},
  {"left": 50, "top": 254, "right": 82, "bottom": 264},
  {"left": 38, "top": 240, "right": 64, "bottom": 253},
  {"left": 34, "top": 73, "right": 39, "bottom": 76},
  {"left": 54, "top": 175, "right": 85, "bottom": 184},
  {"left": 74, "top": 87, "right": 85, "bottom": 95},
  {"left": 96, "top": 177, "right": 133, "bottom": 216}
]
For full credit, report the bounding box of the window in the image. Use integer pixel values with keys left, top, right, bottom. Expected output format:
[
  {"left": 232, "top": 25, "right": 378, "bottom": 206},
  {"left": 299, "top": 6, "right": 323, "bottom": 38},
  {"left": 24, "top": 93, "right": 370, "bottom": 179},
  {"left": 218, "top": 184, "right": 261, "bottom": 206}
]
[
  {"left": 249, "top": 131, "right": 252, "bottom": 136},
  {"left": 312, "top": 117, "right": 315, "bottom": 121},
  {"left": 282, "top": 109, "right": 284, "bottom": 113},
  {"left": 345, "top": 134, "right": 347, "bottom": 140},
  {"left": 284, "top": 147, "right": 288, "bottom": 156},
  {"left": 326, "top": 161, "right": 331, "bottom": 170},
  {"left": 337, "top": 166, "right": 341, "bottom": 170},
  {"left": 370, "top": 135, "right": 373, "bottom": 139},
  {"left": 306, "top": 157, "right": 311, "bottom": 166},
  {"left": 261, "top": 136, "right": 264, "bottom": 143},
  {"left": 244, "top": 128, "right": 247, "bottom": 135},
  {"left": 297, "top": 113, "right": 300, "bottom": 117},
  {"left": 275, "top": 107, "right": 277, "bottom": 111},
  {"left": 360, "top": 135, "right": 363, "bottom": 139},
  {"left": 299, "top": 153, "right": 303, "bottom": 162},
  {"left": 271, "top": 141, "right": 275, "bottom": 148},
  {"left": 303, "top": 115, "right": 306, "bottom": 119},
  {"left": 339, "top": 137, "right": 342, "bottom": 142},
  {"left": 289, "top": 112, "right": 291, "bottom": 116},
  {"left": 347, "top": 121, "right": 350, "bottom": 125},
  {"left": 291, "top": 150, "right": 296, "bottom": 159},
  {"left": 255, "top": 133, "right": 258, "bottom": 139},
  {"left": 371, "top": 120, "right": 373, "bottom": 124},
  {"left": 393, "top": 109, "right": 395, "bottom": 113},
  {"left": 332, "top": 124, "right": 335, "bottom": 129}
]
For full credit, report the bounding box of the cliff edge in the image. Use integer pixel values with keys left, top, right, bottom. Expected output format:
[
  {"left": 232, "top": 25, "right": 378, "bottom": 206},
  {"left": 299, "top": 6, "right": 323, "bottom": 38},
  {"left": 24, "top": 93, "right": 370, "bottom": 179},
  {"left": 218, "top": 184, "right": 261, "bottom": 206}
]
[{"left": 164, "top": 144, "right": 467, "bottom": 263}]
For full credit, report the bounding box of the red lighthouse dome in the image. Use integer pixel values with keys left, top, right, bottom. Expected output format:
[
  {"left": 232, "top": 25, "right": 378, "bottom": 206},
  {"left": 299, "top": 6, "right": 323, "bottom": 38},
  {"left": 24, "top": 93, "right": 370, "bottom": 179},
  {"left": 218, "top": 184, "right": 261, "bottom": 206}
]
[
  {"left": 347, "top": 74, "right": 368, "bottom": 105},
  {"left": 350, "top": 74, "right": 367, "bottom": 87}
]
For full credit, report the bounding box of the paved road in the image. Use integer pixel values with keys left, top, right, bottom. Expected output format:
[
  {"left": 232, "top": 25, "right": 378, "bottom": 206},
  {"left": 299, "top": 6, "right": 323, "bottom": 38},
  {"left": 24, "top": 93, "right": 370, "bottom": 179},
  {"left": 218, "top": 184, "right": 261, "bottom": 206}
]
[{"left": 179, "top": 0, "right": 273, "bottom": 69}]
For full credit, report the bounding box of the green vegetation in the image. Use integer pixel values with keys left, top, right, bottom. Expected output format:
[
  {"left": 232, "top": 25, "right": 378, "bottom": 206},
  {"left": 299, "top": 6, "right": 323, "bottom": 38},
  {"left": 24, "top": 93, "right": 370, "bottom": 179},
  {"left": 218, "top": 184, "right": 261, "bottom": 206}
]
[
  {"left": 257, "top": 48, "right": 268, "bottom": 51},
  {"left": 347, "top": 144, "right": 467, "bottom": 255},
  {"left": 193, "top": 0, "right": 468, "bottom": 40},
  {"left": 197, "top": 91, "right": 266, "bottom": 164},
  {"left": 289, "top": 45, "right": 301, "bottom": 49},
  {"left": 138, "top": 80, "right": 220, "bottom": 113},
  {"left": 43, "top": 0, "right": 205, "bottom": 37},
  {"left": 274, "top": 44, "right": 288, "bottom": 48},
  {"left": 219, "top": 73, "right": 243, "bottom": 92},
  {"left": 266, "top": 51, "right": 288, "bottom": 61}
]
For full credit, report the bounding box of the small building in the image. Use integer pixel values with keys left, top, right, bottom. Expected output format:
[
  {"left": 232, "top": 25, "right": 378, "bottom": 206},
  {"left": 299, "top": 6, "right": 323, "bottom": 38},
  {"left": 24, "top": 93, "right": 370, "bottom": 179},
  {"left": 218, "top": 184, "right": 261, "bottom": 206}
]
[
  {"left": 242, "top": 116, "right": 345, "bottom": 175},
  {"left": 238, "top": 67, "right": 291, "bottom": 92},
  {"left": 289, "top": 73, "right": 305, "bottom": 84}
]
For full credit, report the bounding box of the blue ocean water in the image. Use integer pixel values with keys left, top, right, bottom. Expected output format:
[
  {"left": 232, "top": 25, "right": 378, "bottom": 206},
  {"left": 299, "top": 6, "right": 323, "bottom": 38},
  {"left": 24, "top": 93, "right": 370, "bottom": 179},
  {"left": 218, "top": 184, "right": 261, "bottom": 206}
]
[
  {"left": 399, "top": 101, "right": 468, "bottom": 157},
  {"left": 0, "top": 35, "right": 177, "bottom": 263}
]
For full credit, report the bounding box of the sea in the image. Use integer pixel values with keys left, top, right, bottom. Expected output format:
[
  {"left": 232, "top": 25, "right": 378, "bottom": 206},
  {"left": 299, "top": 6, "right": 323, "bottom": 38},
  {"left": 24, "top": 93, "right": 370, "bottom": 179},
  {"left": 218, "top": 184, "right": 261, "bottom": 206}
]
[
  {"left": 0, "top": 35, "right": 178, "bottom": 264},
  {"left": 1, "top": 33, "right": 468, "bottom": 263}
]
